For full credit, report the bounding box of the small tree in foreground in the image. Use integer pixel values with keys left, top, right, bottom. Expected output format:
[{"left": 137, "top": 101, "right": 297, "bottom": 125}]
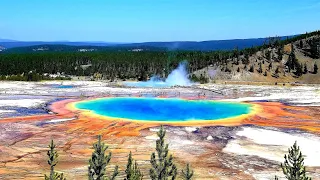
[
  {"left": 182, "top": 163, "right": 194, "bottom": 180},
  {"left": 45, "top": 140, "right": 66, "bottom": 180},
  {"left": 125, "top": 151, "right": 143, "bottom": 180},
  {"left": 150, "top": 125, "right": 177, "bottom": 180},
  {"left": 88, "top": 135, "right": 118, "bottom": 180},
  {"left": 281, "top": 141, "right": 311, "bottom": 180}
]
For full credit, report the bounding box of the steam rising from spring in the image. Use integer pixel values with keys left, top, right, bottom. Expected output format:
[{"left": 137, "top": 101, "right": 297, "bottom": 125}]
[
  {"left": 165, "top": 61, "right": 191, "bottom": 86},
  {"left": 125, "top": 61, "right": 192, "bottom": 88}
]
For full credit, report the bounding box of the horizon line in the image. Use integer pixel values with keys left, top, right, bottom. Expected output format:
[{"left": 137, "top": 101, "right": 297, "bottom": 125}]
[{"left": 1, "top": 30, "right": 314, "bottom": 44}]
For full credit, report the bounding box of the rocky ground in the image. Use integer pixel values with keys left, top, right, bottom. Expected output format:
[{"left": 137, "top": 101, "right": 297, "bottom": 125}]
[{"left": 0, "top": 81, "right": 320, "bottom": 180}]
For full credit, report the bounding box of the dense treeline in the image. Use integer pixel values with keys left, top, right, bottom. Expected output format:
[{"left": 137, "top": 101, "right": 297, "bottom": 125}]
[
  {"left": 0, "top": 30, "right": 319, "bottom": 81},
  {"left": 0, "top": 51, "right": 233, "bottom": 80}
]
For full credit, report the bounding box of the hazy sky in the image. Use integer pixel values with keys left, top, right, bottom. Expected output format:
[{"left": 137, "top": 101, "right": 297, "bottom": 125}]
[{"left": 1, "top": 0, "right": 319, "bottom": 42}]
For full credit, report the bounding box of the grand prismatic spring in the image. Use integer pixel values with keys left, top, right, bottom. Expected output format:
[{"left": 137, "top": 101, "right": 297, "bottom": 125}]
[{"left": 72, "top": 97, "right": 255, "bottom": 123}]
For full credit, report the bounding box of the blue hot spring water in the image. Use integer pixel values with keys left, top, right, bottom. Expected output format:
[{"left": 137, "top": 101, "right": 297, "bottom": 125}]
[
  {"left": 75, "top": 97, "right": 252, "bottom": 122},
  {"left": 52, "top": 85, "right": 75, "bottom": 89}
]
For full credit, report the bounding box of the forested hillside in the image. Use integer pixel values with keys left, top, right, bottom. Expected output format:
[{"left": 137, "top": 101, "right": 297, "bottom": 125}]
[
  {"left": 0, "top": 31, "right": 319, "bottom": 83},
  {"left": 195, "top": 30, "right": 320, "bottom": 84}
]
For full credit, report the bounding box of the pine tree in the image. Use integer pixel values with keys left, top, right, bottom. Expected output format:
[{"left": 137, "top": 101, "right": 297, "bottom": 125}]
[
  {"left": 125, "top": 151, "right": 143, "bottom": 180},
  {"left": 275, "top": 67, "right": 280, "bottom": 74},
  {"left": 258, "top": 63, "right": 263, "bottom": 73},
  {"left": 45, "top": 140, "right": 66, "bottom": 180},
  {"left": 244, "top": 65, "right": 247, "bottom": 71},
  {"left": 237, "top": 67, "right": 240, "bottom": 72},
  {"left": 182, "top": 164, "right": 194, "bottom": 180},
  {"left": 269, "top": 62, "right": 273, "bottom": 71},
  {"left": 286, "top": 45, "right": 299, "bottom": 72},
  {"left": 300, "top": 40, "right": 304, "bottom": 49},
  {"left": 281, "top": 141, "right": 311, "bottom": 180},
  {"left": 310, "top": 41, "right": 320, "bottom": 59},
  {"left": 199, "top": 74, "right": 209, "bottom": 84},
  {"left": 274, "top": 175, "right": 279, "bottom": 180},
  {"left": 286, "top": 54, "right": 293, "bottom": 72},
  {"left": 295, "top": 63, "right": 303, "bottom": 77},
  {"left": 150, "top": 125, "right": 177, "bottom": 180},
  {"left": 263, "top": 71, "right": 267, "bottom": 76},
  {"left": 278, "top": 47, "right": 283, "bottom": 62},
  {"left": 303, "top": 63, "right": 308, "bottom": 74},
  {"left": 242, "top": 53, "right": 250, "bottom": 65},
  {"left": 265, "top": 50, "right": 271, "bottom": 60},
  {"left": 291, "top": 43, "right": 295, "bottom": 53},
  {"left": 273, "top": 67, "right": 280, "bottom": 78},
  {"left": 314, "top": 63, "right": 318, "bottom": 74},
  {"left": 249, "top": 65, "right": 254, "bottom": 72},
  {"left": 88, "top": 135, "right": 118, "bottom": 180}
]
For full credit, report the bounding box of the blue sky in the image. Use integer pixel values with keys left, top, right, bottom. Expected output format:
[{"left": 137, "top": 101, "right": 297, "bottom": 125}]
[{"left": 0, "top": 0, "right": 319, "bottom": 42}]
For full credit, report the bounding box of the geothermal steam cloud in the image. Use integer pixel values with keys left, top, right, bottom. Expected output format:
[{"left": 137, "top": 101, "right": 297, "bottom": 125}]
[
  {"left": 125, "top": 61, "right": 192, "bottom": 88},
  {"left": 164, "top": 61, "right": 191, "bottom": 86}
]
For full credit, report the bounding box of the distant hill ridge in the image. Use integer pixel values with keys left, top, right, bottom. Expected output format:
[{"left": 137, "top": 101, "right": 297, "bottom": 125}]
[{"left": 0, "top": 35, "right": 294, "bottom": 52}]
